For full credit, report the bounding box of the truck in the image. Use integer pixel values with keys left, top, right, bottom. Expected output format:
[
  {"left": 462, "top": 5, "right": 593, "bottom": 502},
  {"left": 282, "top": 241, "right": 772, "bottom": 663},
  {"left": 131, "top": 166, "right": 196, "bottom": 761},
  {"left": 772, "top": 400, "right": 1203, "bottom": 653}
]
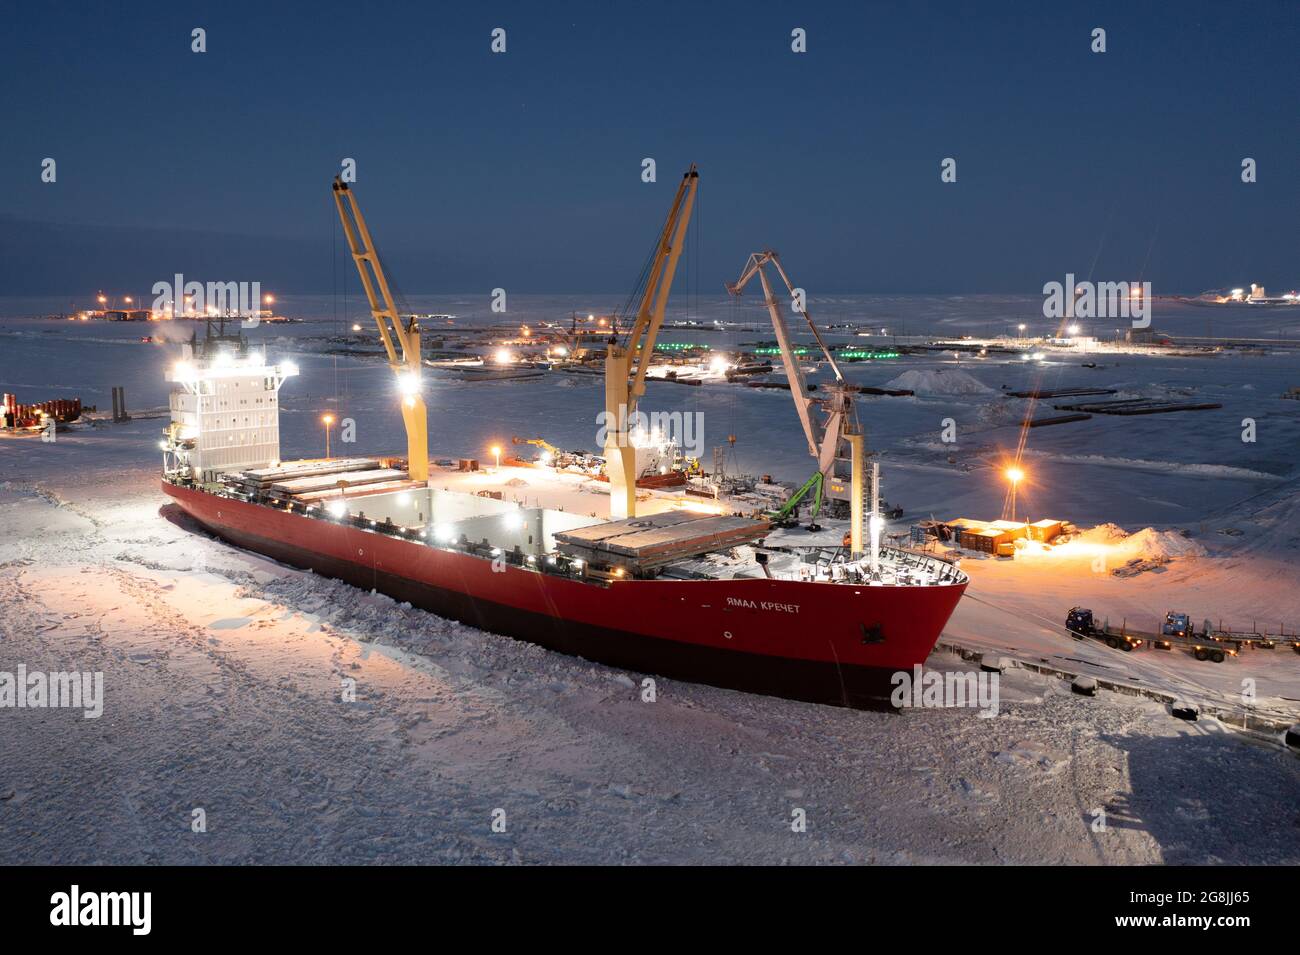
[
  {"left": 1065, "top": 607, "right": 1142, "bottom": 652},
  {"left": 1065, "top": 607, "right": 1240, "bottom": 663}
]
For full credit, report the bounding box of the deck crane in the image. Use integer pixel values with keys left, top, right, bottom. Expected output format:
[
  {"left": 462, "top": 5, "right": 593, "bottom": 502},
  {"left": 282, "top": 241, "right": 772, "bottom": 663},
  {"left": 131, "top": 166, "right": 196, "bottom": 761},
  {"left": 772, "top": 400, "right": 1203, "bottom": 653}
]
[
  {"left": 604, "top": 164, "right": 699, "bottom": 519},
  {"left": 726, "top": 250, "right": 869, "bottom": 555},
  {"left": 331, "top": 177, "right": 429, "bottom": 482}
]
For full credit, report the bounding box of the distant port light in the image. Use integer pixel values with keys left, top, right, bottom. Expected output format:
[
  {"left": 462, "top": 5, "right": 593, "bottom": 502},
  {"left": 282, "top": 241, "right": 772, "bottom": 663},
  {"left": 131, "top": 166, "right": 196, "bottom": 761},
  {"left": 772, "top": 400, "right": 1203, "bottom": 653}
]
[
  {"left": 1004, "top": 466, "right": 1026, "bottom": 523},
  {"left": 837, "top": 349, "right": 899, "bottom": 360}
]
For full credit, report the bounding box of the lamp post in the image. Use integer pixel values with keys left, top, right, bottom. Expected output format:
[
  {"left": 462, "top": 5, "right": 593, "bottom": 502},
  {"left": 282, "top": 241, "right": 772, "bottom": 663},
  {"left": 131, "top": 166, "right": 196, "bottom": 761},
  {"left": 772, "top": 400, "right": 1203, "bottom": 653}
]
[
  {"left": 490, "top": 444, "right": 502, "bottom": 472},
  {"left": 1005, "top": 466, "right": 1025, "bottom": 524},
  {"left": 322, "top": 414, "right": 335, "bottom": 459}
]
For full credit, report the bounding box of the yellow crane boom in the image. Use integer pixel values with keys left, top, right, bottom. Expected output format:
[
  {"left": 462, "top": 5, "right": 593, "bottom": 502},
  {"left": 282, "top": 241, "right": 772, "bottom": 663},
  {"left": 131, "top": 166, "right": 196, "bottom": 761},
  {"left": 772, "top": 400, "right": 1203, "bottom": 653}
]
[
  {"left": 604, "top": 164, "right": 699, "bottom": 519},
  {"left": 512, "top": 435, "right": 560, "bottom": 456},
  {"left": 331, "top": 177, "right": 429, "bottom": 482}
]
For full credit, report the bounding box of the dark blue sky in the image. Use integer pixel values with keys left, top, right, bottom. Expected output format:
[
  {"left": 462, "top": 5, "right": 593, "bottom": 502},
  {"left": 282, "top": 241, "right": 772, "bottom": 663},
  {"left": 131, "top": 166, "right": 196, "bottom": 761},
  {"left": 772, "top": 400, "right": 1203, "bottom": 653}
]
[{"left": 2, "top": 1, "right": 1296, "bottom": 295}]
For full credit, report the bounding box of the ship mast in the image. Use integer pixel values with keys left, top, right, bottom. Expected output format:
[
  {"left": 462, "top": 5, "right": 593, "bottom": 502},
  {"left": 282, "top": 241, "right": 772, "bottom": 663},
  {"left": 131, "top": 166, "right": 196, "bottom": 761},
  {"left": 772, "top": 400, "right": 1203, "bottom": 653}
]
[{"left": 331, "top": 177, "right": 429, "bottom": 482}]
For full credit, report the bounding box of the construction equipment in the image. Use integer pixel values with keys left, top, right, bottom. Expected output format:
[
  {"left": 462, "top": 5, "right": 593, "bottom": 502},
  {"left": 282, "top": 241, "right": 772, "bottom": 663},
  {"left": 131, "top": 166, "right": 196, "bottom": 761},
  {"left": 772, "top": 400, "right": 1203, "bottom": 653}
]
[
  {"left": 1065, "top": 607, "right": 1240, "bottom": 662},
  {"left": 604, "top": 164, "right": 699, "bottom": 519},
  {"left": 512, "top": 435, "right": 566, "bottom": 466},
  {"left": 1065, "top": 607, "right": 1143, "bottom": 652},
  {"left": 512, "top": 435, "right": 560, "bottom": 455},
  {"left": 725, "top": 250, "right": 867, "bottom": 553},
  {"left": 331, "top": 177, "right": 429, "bottom": 482}
]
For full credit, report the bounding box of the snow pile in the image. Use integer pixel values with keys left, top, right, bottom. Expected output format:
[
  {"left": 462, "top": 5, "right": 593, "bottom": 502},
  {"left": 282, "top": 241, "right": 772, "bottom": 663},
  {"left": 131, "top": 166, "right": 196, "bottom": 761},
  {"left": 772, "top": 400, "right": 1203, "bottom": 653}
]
[
  {"left": 1074, "top": 523, "right": 1207, "bottom": 561},
  {"left": 884, "top": 368, "right": 993, "bottom": 396}
]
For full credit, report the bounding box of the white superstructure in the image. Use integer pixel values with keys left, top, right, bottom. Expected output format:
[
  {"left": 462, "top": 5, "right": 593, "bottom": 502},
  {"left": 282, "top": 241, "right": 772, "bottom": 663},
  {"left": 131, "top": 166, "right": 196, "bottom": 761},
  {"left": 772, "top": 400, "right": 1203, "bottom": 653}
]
[{"left": 162, "top": 336, "right": 297, "bottom": 483}]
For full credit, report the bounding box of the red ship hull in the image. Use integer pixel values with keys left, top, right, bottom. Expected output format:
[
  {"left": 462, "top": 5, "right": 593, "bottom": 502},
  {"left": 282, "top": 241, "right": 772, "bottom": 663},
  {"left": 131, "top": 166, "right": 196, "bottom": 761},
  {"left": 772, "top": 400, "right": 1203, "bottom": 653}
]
[{"left": 163, "top": 481, "right": 966, "bottom": 708}]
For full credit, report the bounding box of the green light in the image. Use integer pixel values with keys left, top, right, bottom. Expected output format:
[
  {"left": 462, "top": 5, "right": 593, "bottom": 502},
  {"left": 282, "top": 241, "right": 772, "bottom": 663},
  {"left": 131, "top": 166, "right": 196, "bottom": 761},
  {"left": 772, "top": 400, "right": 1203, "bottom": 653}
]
[{"left": 836, "top": 349, "right": 900, "bottom": 360}]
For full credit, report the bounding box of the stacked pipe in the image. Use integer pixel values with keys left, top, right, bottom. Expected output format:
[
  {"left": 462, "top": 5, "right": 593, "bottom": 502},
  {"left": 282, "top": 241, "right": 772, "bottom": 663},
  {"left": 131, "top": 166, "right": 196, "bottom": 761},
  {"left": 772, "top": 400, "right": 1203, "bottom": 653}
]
[{"left": 3, "top": 394, "right": 82, "bottom": 429}]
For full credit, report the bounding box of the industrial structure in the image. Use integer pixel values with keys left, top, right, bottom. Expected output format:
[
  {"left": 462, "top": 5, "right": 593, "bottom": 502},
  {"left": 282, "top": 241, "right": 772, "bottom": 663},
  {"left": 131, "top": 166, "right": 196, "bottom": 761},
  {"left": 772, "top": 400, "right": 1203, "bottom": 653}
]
[
  {"left": 726, "top": 250, "right": 870, "bottom": 555},
  {"left": 156, "top": 171, "right": 969, "bottom": 710},
  {"left": 603, "top": 165, "right": 699, "bottom": 519},
  {"left": 331, "top": 176, "right": 429, "bottom": 482},
  {"left": 161, "top": 321, "right": 297, "bottom": 483}
]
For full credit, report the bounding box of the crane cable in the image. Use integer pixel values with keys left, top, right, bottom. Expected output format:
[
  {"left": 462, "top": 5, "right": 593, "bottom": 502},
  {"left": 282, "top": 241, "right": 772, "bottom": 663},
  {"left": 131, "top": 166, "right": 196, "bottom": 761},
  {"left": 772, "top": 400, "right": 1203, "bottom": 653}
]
[
  {"left": 331, "top": 197, "right": 340, "bottom": 405},
  {"left": 613, "top": 203, "right": 666, "bottom": 344}
]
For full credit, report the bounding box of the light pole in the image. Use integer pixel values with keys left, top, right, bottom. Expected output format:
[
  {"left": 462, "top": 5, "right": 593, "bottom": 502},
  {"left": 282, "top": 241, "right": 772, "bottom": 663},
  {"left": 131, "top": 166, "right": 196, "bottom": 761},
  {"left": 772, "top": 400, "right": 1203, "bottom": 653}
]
[
  {"left": 322, "top": 414, "right": 334, "bottom": 459},
  {"left": 1005, "top": 466, "right": 1025, "bottom": 524},
  {"left": 490, "top": 444, "right": 502, "bottom": 472}
]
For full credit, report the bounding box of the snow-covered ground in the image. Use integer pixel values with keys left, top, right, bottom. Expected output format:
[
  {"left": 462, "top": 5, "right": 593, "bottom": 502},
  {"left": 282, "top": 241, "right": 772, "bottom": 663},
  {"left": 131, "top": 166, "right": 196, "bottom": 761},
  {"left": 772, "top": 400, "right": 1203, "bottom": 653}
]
[{"left": 2, "top": 295, "right": 1299, "bottom": 864}]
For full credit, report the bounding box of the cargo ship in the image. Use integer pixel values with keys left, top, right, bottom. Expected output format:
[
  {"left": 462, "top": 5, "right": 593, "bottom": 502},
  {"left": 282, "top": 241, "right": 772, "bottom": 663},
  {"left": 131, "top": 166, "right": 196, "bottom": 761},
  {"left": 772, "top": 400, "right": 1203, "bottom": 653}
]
[
  {"left": 157, "top": 327, "right": 966, "bottom": 708},
  {"left": 158, "top": 171, "right": 968, "bottom": 708}
]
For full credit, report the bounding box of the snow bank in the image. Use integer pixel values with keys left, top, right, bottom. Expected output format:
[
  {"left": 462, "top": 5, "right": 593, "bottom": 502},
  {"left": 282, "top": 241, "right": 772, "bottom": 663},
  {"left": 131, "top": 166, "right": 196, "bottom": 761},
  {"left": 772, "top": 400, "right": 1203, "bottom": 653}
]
[
  {"left": 1073, "top": 523, "right": 1207, "bottom": 561},
  {"left": 884, "top": 368, "right": 994, "bottom": 396}
]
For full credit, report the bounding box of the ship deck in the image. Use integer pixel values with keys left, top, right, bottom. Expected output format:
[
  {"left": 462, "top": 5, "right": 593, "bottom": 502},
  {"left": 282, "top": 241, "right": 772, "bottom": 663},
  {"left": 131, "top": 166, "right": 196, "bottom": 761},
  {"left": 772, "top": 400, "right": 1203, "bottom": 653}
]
[
  {"left": 425, "top": 461, "right": 725, "bottom": 521},
  {"left": 205, "top": 457, "right": 964, "bottom": 587}
]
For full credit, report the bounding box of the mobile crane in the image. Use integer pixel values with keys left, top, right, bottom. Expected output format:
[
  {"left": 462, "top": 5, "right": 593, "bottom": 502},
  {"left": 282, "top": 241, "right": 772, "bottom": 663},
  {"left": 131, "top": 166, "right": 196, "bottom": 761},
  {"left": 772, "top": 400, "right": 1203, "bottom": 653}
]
[
  {"left": 603, "top": 164, "right": 699, "bottom": 519},
  {"left": 725, "top": 250, "right": 868, "bottom": 554},
  {"left": 331, "top": 177, "right": 429, "bottom": 482}
]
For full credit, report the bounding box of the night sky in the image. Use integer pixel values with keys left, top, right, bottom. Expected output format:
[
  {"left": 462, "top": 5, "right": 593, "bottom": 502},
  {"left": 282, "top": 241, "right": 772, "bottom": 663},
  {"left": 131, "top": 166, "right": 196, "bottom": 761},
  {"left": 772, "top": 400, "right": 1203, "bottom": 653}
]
[{"left": 2, "top": 1, "right": 1296, "bottom": 295}]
